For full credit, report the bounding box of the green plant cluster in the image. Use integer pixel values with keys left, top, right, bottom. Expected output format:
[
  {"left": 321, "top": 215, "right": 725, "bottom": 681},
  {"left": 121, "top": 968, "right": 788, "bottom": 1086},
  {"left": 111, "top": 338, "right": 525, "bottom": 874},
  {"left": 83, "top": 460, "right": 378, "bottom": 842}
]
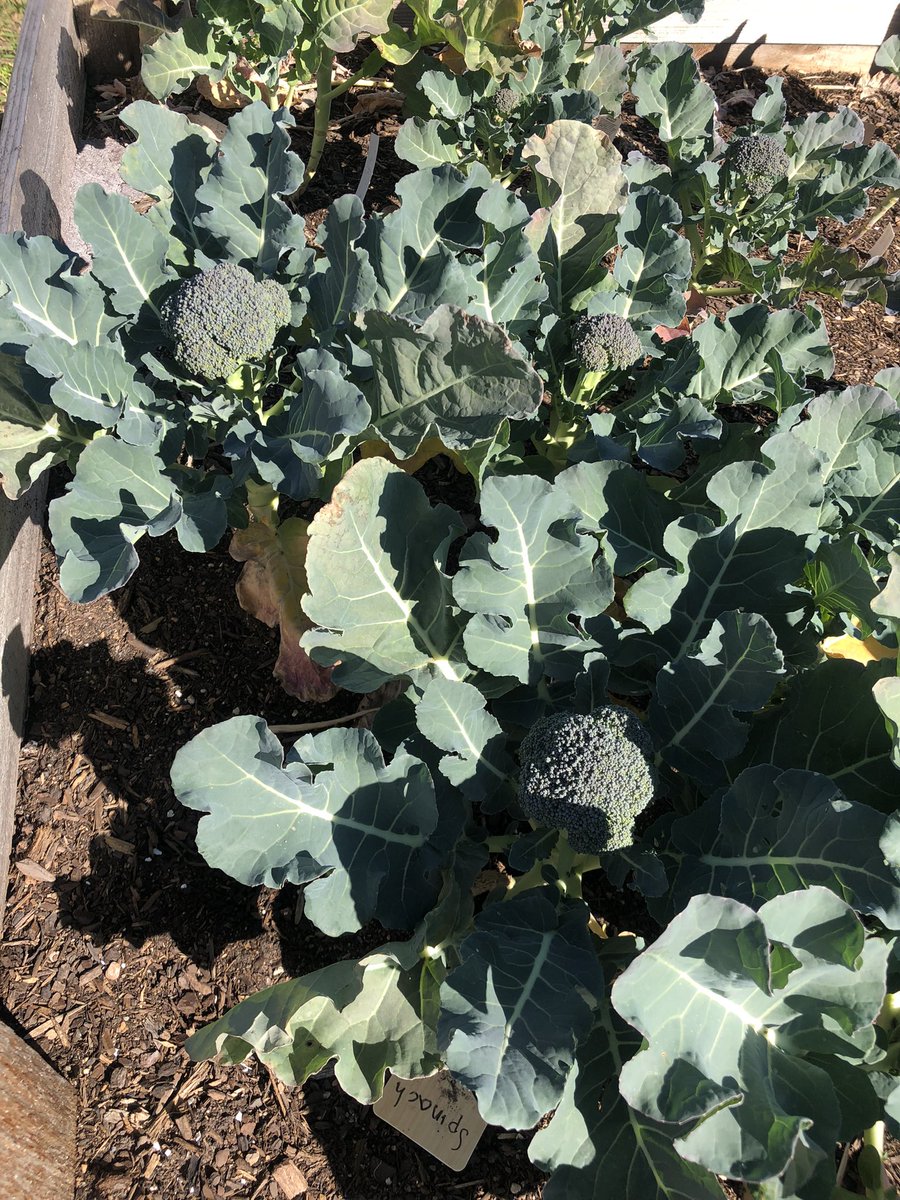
[{"left": 0, "top": 5, "right": 899, "bottom": 1199}]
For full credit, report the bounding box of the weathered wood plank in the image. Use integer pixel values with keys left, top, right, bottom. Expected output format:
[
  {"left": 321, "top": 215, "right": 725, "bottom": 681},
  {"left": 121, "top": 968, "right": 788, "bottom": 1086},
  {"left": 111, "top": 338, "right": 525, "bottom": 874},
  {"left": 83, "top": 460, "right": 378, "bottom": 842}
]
[
  {"left": 0, "top": 1021, "right": 76, "bottom": 1199},
  {"left": 0, "top": 0, "right": 84, "bottom": 937}
]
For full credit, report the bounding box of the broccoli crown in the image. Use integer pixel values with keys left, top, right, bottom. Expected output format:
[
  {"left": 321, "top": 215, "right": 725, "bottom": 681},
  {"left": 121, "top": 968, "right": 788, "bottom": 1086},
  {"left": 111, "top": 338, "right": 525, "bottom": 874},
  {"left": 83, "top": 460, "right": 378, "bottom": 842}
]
[
  {"left": 571, "top": 313, "right": 642, "bottom": 375},
  {"left": 518, "top": 706, "right": 656, "bottom": 854},
  {"left": 726, "top": 134, "right": 790, "bottom": 200},
  {"left": 160, "top": 262, "right": 291, "bottom": 381},
  {"left": 491, "top": 87, "right": 521, "bottom": 117}
]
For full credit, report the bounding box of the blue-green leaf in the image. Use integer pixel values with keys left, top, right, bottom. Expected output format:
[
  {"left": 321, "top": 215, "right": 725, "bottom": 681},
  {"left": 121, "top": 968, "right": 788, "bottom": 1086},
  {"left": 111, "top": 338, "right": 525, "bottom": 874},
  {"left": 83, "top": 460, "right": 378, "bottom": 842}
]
[{"left": 440, "top": 889, "right": 603, "bottom": 1128}]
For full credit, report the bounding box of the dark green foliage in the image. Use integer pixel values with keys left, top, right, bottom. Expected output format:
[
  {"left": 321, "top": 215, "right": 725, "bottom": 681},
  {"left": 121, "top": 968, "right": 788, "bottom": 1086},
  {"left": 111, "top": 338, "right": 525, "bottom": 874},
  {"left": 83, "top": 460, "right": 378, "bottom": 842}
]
[
  {"left": 518, "top": 707, "right": 657, "bottom": 853},
  {"left": 160, "top": 262, "right": 291, "bottom": 381},
  {"left": 725, "top": 133, "right": 791, "bottom": 199},
  {"left": 571, "top": 313, "right": 642, "bottom": 374}
]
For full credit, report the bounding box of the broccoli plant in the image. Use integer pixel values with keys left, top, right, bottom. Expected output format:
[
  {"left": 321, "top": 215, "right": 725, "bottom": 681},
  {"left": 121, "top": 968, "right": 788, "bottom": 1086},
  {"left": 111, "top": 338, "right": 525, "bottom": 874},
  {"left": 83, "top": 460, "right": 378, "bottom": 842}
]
[
  {"left": 160, "top": 263, "right": 292, "bottom": 382},
  {"left": 628, "top": 43, "right": 900, "bottom": 308},
  {"left": 518, "top": 707, "right": 657, "bottom": 853},
  {"left": 172, "top": 358, "right": 900, "bottom": 1195},
  {"left": 0, "top": 95, "right": 847, "bottom": 712},
  {"left": 93, "top": 0, "right": 533, "bottom": 188},
  {"left": 395, "top": 0, "right": 628, "bottom": 180},
  {"left": 568, "top": 313, "right": 643, "bottom": 404},
  {"left": 0, "top": 101, "right": 552, "bottom": 697}
]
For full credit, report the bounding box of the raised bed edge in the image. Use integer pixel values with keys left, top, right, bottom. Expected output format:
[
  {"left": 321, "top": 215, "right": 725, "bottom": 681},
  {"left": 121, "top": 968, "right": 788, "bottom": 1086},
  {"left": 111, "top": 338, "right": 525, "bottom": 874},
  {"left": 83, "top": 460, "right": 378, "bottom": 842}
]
[{"left": 0, "top": 0, "right": 84, "bottom": 940}]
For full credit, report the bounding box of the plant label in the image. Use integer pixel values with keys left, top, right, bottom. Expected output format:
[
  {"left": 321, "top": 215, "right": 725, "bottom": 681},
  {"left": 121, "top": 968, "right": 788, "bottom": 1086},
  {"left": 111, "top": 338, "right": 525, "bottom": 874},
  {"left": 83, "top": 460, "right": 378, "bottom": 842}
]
[{"left": 373, "top": 1071, "right": 486, "bottom": 1171}]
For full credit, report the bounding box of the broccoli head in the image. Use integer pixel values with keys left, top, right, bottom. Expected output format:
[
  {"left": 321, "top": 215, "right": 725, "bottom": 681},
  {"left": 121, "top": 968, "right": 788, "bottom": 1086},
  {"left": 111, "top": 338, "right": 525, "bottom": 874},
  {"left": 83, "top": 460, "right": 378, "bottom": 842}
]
[
  {"left": 518, "top": 706, "right": 656, "bottom": 854},
  {"left": 160, "top": 262, "right": 292, "bottom": 382},
  {"left": 491, "top": 87, "right": 522, "bottom": 117},
  {"left": 571, "top": 314, "right": 642, "bottom": 375},
  {"left": 725, "top": 134, "right": 790, "bottom": 200}
]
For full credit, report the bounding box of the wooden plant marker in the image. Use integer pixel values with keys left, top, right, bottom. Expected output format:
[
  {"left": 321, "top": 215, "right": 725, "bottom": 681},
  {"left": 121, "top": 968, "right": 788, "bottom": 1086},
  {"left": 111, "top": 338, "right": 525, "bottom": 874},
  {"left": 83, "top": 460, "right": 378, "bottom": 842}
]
[
  {"left": 373, "top": 1071, "right": 486, "bottom": 1171},
  {"left": 0, "top": 1020, "right": 76, "bottom": 1199}
]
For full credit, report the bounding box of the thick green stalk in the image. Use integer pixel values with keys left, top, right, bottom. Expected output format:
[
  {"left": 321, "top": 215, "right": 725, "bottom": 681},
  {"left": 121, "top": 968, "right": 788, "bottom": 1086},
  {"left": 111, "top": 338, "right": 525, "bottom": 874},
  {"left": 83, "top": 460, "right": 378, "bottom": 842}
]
[
  {"left": 300, "top": 54, "right": 337, "bottom": 193},
  {"left": 692, "top": 283, "right": 747, "bottom": 298},
  {"left": 297, "top": 50, "right": 386, "bottom": 193},
  {"left": 568, "top": 366, "right": 609, "bottom": 407}
]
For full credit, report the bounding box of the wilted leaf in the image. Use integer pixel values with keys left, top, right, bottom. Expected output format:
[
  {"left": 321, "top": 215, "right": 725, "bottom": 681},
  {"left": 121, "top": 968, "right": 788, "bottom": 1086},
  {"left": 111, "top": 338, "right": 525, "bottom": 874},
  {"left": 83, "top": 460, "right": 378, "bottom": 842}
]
[{"left": 231, "top": 517, "right": 337, "bottom": 703}]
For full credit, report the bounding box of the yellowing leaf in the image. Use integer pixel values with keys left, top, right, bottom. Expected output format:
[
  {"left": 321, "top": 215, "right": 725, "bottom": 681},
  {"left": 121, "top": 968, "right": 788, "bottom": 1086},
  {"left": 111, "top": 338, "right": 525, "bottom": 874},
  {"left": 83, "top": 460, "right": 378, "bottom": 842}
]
[
  {"left": 231, "top": 517, "right": 338, "bottom": 702},
  {"left": 821, "top": 633, "right": 898, "bottom": 664}
]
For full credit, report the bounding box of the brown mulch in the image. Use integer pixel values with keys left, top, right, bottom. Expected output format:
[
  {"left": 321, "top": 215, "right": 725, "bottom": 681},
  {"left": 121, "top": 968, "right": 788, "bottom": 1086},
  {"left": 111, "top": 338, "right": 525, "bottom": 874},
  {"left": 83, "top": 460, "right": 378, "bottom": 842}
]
[
  {"left": 3, "top": 62, "right": 900, "bottom": 1200},
  {"left": 1, "top": 514, "right": 544, "bottom": 1200}
]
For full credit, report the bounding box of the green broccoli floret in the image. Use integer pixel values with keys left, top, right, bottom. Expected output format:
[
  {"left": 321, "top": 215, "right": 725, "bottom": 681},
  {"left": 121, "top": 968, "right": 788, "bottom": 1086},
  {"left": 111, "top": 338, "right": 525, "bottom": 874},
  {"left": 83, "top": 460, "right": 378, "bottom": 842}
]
[
  {"left": 725, "top": 134, "right": 791, "bottom": 200},
  {"left": 571, "top": 314, "right": 642, "bottom": 374},
  {"left": 518, "top": 706, "right": 657, "bottom": 854},
  {"left": 491, "top": 87, "right": 521, "bottom": 117},
  {"left": 160, "top": 262, "right": 291, "bottom": 382}
]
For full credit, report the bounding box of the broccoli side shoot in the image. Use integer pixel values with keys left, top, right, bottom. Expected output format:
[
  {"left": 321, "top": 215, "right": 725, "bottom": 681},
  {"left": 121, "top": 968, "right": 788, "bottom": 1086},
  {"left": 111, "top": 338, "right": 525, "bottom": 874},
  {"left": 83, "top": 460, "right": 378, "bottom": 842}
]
[
  {"left": 725, "top": 134, "right": 791, "bottom": 200},
  {"left": 571, "top": 313, "right": 642, "bottom": 375},
  {"left": 491, "top": 87, "right": 522, "bottom": 118},
  {"left": 160, "top": 262, "right": 292, "bottom": 382},
  {"left": 518, "top": 706, "right": 656, "bottom": 854}
]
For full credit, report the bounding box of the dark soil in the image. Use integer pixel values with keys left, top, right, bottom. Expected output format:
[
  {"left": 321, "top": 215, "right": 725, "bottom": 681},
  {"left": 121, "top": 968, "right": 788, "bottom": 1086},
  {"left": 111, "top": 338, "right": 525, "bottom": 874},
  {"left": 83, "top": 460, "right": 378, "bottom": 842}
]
[{"left": 3, "top": 61, "right": 900, "bottom": 1200}]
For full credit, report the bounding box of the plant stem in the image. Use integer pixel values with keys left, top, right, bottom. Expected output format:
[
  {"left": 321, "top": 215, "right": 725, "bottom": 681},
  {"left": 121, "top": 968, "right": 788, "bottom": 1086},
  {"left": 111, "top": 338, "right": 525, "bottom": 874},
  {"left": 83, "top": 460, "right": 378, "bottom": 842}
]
[
  {"left": 692, "top": 283, "right": 747, "bottom": 298},
  {"left": 270, "top": 706, "right": 380, "bottom": 734},
  {"left": 569, "top": 367, "right": 607, "bottom": 407},
  {"left": 858, "top": 189, "right": 900, "bottom": 240},
  {"left": 865, "top": 1122, "right": 885, "bottom": 1158},
  {"left": 299, "top": 54, "right": 337, "bottom": 194},
  {"left": 325, "top": 50, "right": 385, "bottom": 101}
]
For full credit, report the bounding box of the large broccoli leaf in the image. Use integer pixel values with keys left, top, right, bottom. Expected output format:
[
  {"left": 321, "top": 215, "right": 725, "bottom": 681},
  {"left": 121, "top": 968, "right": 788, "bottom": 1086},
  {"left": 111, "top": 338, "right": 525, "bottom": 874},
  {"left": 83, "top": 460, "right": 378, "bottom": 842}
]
[
  {"left": 777, "top": 385, "right": 900, "bottom": 550},
  {"left": 0, "top": 354, "right": 69, "bottom": 498},
  {"left": 362, "top": 305, "right": 543, "bottom": 457},
  {"left": 629, "top": 42, "right": 715, "bottom": 164},
  {"left": 648, "top": 610, "right": 785, "bottom": 786},
  {"left": 0, "top": 234, "right": 116, "bottom": 351},
  {"left": 734, "top": 658, "right": 899, "bottom": 810},
  {"left": 47, "top": 437, "right": 181, "bottom": 602},
  {"left": 613, "top": 889, "right": 889, "bottom": 1186},
  {"left": 523, "top": 120, "right": 626, "bottom": 304},
  {"left": 363, "top": 165, "right": 488, "bottom": 318},
  {"left": 625, "top": 436, "right": 825, "bottom": 659},
  {"left": 226, "top": 347, "right": 370, "bottom": 499},
  {"left": 171, "top": 715, "right": 459, "bottom": 935},
  {"left": 186, "top": 941, "right": 442, "bottom": 1100},
  {"left": 661, "top": 765, "right": 900, "bottom": 926},
  {"left": 301, "top": 458, "right": 467, "bottom": 690},
  {"left": 306, "top": 194, "right": 378, "bottom": 334},
  {"left": 414, "top": 677, "right": 514, "bottom": 805},
  {"left": 530, "top": 945, "right": 725, "bottom": 1200},
  {"left": 195, "top": 104, "right": 306, "bottom": 273},
  {"left": 589, "top": 185, "right": 692, "bottom": 328},
  {"left": 119, "top": 102, "right": 219, "bottom": 253},
  {"left": 453, "top": 471, "right": 614, "bottom": 684},
  {"left": 439, "top": 888, "right": 603, "bottom": 1128},
  {"left": 74, "top": 184, "right": 174, "bottom": 325}
]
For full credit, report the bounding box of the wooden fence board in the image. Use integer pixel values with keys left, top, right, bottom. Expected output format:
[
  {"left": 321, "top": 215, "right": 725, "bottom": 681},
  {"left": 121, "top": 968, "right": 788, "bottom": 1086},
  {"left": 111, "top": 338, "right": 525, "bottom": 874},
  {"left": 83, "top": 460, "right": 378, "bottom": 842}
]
[
  {"left": 0, "top": 3, "right": 80, "bottom": 1194},
  {"left": 0, "top": 0, "right": 83, "bottom": 937},
  {"left": 0, "top": 1021, "right": 76, "bottom": 1199}
]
